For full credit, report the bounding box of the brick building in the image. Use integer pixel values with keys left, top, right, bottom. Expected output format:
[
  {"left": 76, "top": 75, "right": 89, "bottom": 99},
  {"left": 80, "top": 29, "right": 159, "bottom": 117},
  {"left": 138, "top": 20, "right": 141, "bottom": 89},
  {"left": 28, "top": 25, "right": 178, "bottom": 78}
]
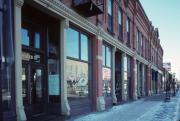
[{"left": 1, "top": 0, "right": 164, "bottom": 120}]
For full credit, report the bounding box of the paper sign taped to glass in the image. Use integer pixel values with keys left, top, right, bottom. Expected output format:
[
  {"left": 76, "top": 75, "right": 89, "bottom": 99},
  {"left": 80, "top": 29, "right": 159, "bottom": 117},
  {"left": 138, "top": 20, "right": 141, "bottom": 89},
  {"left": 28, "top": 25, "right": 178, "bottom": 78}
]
[{"left": 48, "top": 74, "right": 60, "bottom": 95}]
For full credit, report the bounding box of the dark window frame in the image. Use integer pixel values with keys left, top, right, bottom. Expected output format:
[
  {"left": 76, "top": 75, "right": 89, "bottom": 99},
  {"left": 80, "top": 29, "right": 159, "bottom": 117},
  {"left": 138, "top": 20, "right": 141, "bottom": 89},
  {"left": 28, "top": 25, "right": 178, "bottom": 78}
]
[{"left": 66, "top": 27, "right": 92, "bottom": 99}]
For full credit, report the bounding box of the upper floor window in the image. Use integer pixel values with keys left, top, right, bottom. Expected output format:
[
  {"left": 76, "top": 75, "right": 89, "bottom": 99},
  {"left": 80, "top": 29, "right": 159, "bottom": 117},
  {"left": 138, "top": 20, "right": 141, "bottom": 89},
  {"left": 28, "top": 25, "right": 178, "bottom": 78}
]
[
  {"left": 108, "top": 0, "right": 112, "bottom": 15},
  {"left": 126, "top": 17, "right": 130, "bottom": 46},
  {"left": 118, "top": 8, "right": 123, "bottom": 39},
  {"left": 136, "top": 29, "right": 139, "bottom": 51},
  {"left": 107, "top": 0, "right": 113, "bottom": 32}
]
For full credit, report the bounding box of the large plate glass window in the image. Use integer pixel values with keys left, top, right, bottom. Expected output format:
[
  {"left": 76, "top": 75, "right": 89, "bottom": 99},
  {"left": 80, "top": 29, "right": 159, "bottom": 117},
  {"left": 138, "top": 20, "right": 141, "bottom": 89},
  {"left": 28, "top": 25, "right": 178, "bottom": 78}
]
[
  {"left": 102, "top": 44, "right": 112, "bottom": 97},
  {"left": 66, "top": 28, "right": 90, "bottom": 98}
]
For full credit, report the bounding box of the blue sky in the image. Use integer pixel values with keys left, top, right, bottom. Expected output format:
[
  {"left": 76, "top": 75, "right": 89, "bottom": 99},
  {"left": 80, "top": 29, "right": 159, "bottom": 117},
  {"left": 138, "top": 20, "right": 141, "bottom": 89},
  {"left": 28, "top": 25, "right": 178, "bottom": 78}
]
[{"left": 140, "top": 0, "right": 180, "bottom": 79}]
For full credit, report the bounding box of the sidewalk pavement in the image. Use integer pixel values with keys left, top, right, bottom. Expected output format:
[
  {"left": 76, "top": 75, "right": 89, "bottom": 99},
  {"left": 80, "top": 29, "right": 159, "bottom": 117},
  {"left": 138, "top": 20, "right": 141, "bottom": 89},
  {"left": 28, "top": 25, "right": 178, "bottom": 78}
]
[{"left": 67, "top": 91, "right": 180, "bottom": 121}]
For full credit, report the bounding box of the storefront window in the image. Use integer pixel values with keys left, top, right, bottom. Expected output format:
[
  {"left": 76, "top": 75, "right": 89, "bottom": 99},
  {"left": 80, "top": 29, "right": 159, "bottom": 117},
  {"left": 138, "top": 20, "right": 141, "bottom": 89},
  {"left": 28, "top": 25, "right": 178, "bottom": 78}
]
[
  {"left": 67, "top": 59, "right": 89, "bottom": 98},
  {"left": 102, "top": 44, "right": 112, "bottom": 96},
  {"left": 47, "top": 25, "right": 60, "bottom": 103},
  {"left": 66, "top": 28, "right": 90, "bottom": 98}
]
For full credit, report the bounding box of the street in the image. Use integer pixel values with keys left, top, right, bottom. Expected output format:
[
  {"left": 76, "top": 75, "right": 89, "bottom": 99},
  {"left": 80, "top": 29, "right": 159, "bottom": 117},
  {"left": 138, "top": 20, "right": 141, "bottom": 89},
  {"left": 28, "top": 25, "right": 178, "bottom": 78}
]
[{"left": 68, "top": 91, "right": 180, "bottom": 121}]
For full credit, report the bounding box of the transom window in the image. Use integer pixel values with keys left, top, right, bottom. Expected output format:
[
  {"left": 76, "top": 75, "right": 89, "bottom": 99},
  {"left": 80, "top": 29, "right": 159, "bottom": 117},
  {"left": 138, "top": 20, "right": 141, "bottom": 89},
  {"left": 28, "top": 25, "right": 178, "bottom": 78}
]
[
  {"left": 66, "top": 28, "right": 89, "bottom": 61},
  {"left": 21, "top": 27, "right": 42, "bottom": 50}
]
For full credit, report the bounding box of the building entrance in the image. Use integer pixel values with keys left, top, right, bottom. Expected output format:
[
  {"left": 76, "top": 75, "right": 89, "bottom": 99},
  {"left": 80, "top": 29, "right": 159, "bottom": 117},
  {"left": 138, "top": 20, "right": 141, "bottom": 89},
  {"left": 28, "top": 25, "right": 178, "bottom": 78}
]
[
  {"left": 115, "top": 52, "right": 122, "bottom": 102},
  {"left": 21, "top": 19, "right": 47, "bottom": 118},
  {"left": 22, "top": 63, "right": 45, "bottom": 117},
  {"left": 21, "top": 3, "right": 61, "bottom": 119}
]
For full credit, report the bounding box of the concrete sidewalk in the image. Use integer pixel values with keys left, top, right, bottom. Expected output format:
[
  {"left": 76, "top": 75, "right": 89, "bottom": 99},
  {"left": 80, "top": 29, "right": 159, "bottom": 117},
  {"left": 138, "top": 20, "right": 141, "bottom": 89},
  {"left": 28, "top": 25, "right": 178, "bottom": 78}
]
[{"left": 66, "top": 91, "right": 180, "bottom": 121}]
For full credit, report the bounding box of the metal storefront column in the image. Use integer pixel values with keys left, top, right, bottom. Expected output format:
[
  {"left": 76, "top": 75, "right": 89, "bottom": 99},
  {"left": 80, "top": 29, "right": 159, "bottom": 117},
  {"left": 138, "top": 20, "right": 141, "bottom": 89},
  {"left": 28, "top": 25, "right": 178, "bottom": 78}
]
[
  {"left": 147, "top": 65, "right": 151, "bottom": 96},
  {"left": 121, "top": 53, "right": 127, "bottom": 101},
  {"left": 112, "top": 47, "right": 117, "bottom": 104},
  {"left": 14, "top": 0, "right": 26, "bottom": 120},
  {"left": 60, "top": 19, "right": 70, "bottom": 116},
  {"left": 132, "top": 56, "right": 137, "bottom": 100}
]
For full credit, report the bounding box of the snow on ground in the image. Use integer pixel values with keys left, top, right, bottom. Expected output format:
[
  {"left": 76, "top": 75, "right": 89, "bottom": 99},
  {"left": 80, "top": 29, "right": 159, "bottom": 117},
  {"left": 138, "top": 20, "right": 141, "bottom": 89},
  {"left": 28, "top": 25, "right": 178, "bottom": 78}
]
[{"left": 69, "top": 91, "right": 180, "bottom": 121}]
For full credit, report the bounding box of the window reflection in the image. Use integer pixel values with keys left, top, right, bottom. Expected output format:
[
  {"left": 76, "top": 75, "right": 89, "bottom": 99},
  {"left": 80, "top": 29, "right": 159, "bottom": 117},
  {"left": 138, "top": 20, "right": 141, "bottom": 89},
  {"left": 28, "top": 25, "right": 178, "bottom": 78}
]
[
  {"left": 102, "top": 45, "right": 106, "bottom": 66},
  {"left": 66, "top": 28, "right": 79, "bottom": 58},
  {"left": 80, "top": 34, "right": 88, "bottom": 61},
  {"left": 66, "top": 59, "right": 89, "bottom": 98},
  {"left": 33, "top": 69, "right": 43, "bottom": 103},
  {"left": 21, "top": 28, "right": 30, "bottom": 46},
  {"left": 66, "top": 28, "right": 90, "bottom": 98},
  {"left": 102, "top": 67, "right": 111, "bottom": 96},
  {"left": 106, "top": 47, "right": 111, "bottom": 67},
  {"left": 102, "top": 44, "right": 112, "bottom": 96},
  {"left": 34, "top": 32, "right": 40, "bottom": 49}
]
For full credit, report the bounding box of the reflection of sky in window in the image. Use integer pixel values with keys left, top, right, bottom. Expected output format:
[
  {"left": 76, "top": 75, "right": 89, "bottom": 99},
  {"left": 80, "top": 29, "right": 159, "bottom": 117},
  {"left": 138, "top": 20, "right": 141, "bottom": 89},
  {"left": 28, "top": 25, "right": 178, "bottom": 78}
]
[
  {"left": 102, "top": 45, "right": 106, "bottom": 66},
  {"left": 118, "top": 10, "right": 122, "bottom": 25},
  {"left": 66, "top": 28, "right": 79, "bottom": 59},
  {"left": 126, "top": 19, "right": 129, "bottom": 32},
  {"left": 35, "top": 32, "right": 40, "bottom": 49},
  {"left": 108, "top": 0, "right": 112, "bottom": 15},
  {"left": 106, "top": 47, "right": 111, "bottom": 67},
  {"left": 80, "top": 34, "right": 88, "bottom": 61},
  {"left": 21, "top": 29, "right": 29, "bottom": 46},
  {"left": 124, "top": 56, "right": 128, "bottom": 72}
]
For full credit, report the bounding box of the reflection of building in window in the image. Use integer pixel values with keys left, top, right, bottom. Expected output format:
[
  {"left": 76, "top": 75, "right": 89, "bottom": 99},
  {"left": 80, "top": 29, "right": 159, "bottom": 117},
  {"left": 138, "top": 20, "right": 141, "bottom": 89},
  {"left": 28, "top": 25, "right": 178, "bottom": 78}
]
[
  {"left": 102, "top": 44, "right": 112, "bottom": 97},
  {"left": 66, "top": 59, "right": 88, "bottom": 98},
  {"left": 66, "top": 28, "right": 90, "bottom": 98}
]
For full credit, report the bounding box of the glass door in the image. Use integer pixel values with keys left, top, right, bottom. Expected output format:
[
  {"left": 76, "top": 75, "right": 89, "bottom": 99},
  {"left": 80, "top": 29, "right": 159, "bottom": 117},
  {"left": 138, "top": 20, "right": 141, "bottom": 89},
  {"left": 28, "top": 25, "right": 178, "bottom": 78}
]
[
  {"left": 30, "top": 66, "right": 45, "bottom": 115},
  {"left": 22, "top": 63, "right": 45, "bottom": 117}
]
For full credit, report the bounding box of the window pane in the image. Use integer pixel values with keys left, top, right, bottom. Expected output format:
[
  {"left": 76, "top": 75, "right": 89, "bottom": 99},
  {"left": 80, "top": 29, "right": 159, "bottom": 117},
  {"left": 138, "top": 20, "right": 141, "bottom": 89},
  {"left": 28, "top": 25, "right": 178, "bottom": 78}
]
[
  {"left": 80, "top": 34, "right": 88, "bottom": 61},
  {"left": 35, "top": 32, "right": 40, "bottom": 49},
  {"left": 21, "top": 28, "right": 30, "bottom": 46},
  {"left": 106, "top": 46, "right": 111, "bottom": 67},
  {"left": 66, "top": 28, "right": 79, "bottom": 59},
  {"left": 108, "top": 0, "right": 112, "bottom": 15},
  {"left": 102, "top": 45, "right": 106, "bottom": 66},
  {"left": 102, "top": 67, "right": 111, "bottom": 97},
  {"left": 66, "top": 59, "right": 89, "bottom": 98},
  {"left": 126, "top": 18, "right": 129, "bottom": 32},
  {"left": 118, "top": 10, "right": 122, "bottom": 25}
]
